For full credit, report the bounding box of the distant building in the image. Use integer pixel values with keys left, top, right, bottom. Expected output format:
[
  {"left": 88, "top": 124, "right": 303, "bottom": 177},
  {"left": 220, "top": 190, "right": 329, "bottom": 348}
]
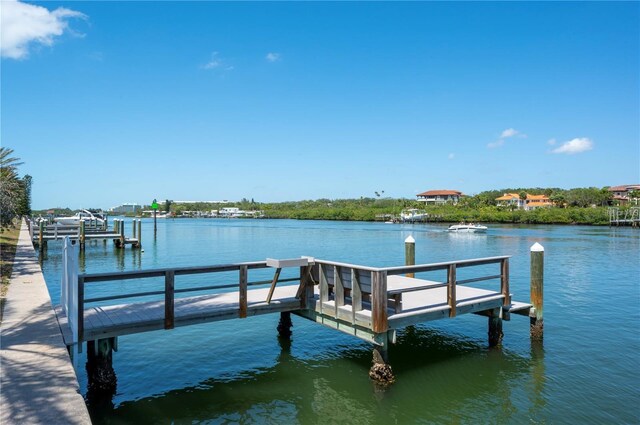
[
  {"left": 495, "top": 193, "right": 552, "bottom": 210},
  {"left": 495, "top": 193, "right": 526, "bottom": 209},
  {"left": 416, "top": 190, "right": 464, "bottom": 205},
  {"left": 109, "top": 203, "right": 141, "bottom": 214},
  {"left": 524, "top": 194, "right": 553, "bottom": 210},
  {"left": 608, "top": 184, "right": 640, "bottom": 204}
]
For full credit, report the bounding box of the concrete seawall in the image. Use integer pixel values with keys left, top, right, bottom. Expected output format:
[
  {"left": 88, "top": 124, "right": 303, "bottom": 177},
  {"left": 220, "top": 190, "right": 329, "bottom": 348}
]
[{"left": 1, "top": 220, "right": 91, "bottom": 424}]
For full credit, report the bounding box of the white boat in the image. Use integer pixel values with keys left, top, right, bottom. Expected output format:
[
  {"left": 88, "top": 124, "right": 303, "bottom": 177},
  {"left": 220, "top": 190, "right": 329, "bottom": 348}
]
[
  {"left": 448, "top": 223, "right": 488, "bottom": 233},
  {"left": 400, "top": 209, "right": 428, "bottom": 222},
  {"left": 54, "top": 209, "right": 106, "bottom": 226}
]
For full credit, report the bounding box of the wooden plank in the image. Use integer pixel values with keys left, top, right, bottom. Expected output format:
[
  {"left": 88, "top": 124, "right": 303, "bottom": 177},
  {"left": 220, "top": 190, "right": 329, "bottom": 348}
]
[
  {"left": 266, "top": 258, "right": 309, "bottom": 268},
  {"left": 383, "top": 255, "right": 511, "bottom": 275},
  {"left": 265, "top": 267, "right": 282, "bottom": 304},
  {"left": 334, "top": 266, "right": 344, "bottom": 318},
  {"left": 447, "top": 264, "right": 457, "bottom": 318},
  {"left": 239, "top": 265, "right": 248, "bottom": 318},
  {"left": 501, "top": 258, "right": 511, "bottom": 320},
  {"left": 351, "top": 269, "right": 362, "bottom": 325},
  {"left": 319, "top": 264, "right": 328, "bottom": 314},
  {"left": 165, "top": 270, "right": 175, "bottom": 329}
]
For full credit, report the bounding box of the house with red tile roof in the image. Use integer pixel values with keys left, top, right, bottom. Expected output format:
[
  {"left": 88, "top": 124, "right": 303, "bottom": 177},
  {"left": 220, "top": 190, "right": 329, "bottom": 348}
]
[
  {"left": 495, "top": 193, "right": 526, "bottom": 209},
  {"left": 608, "top": 184, "right": 640, "bottom": 204},
  {"left": 495, "top": 193, "right": 552, "bottom": 210},
  {"left": 416, "top": 190, "right": 464, "bottom": 205}
]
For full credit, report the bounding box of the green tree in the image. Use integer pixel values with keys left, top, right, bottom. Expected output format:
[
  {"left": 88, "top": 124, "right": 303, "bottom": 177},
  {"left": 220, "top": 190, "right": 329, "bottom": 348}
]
[
  {"left": 17, "top": 175, "right": 32, "bottom": 217},
  {"left": 0, "top": 147, "right": 25, "bottom": 226},
  {"left": 164, "top": 199, "right": 173, "bottom": 213}
]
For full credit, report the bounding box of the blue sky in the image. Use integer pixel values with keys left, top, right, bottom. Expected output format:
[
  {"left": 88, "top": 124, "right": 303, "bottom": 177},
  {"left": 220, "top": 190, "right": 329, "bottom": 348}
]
[{"left": 2, "top": 1, "right": 638, "bottom": 210}]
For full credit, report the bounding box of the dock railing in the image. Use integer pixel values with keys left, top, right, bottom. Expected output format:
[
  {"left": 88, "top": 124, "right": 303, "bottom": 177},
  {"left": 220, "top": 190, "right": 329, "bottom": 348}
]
[
  {"left": 62, "top": 257, "right": 310, "bottom": 343},
  {"left": 312, "top": 256, "right": 510, "bottom": 334}
]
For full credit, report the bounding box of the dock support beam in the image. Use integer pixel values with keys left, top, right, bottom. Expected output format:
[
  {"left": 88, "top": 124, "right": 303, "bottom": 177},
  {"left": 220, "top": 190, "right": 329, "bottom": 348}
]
[
  {"left": 488, "top": 308, "right": 503, "bottom": 347},
  {"left": 530, "top": 243, "right": 544, "bottom": 340},
  {"left": 369, "top": 333, "right": 395, "bottom": 386},
  {"left": 86, "top": 338, "right": 118, "bottom": 396},
  {"left": 277, "top": 311, "right": 293, "bottom": 339},
  {"left": 405, "top": 235, "right": 415, "bottom": 278}
]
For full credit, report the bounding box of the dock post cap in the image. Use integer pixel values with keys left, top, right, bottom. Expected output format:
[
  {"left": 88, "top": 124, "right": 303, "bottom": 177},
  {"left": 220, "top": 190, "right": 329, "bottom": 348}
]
[
  {"left": 404, "top": 235, "right": 415, "bottom": 244},
  {"left": 530, "top": 242, "right": 544, "bottom": 252}
]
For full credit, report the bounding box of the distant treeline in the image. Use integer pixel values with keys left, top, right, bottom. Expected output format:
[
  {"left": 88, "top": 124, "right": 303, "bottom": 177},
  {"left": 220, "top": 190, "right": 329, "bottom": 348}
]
[{"left": 34, "top": 186, "right": 637, "bottom": 225}]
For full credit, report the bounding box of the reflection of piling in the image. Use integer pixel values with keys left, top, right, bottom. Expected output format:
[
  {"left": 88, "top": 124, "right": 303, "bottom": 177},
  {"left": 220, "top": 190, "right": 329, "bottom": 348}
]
[
  {"left": 404, "top": 235, "right": 415, "bottom": 278},
  {"left": 530, "top": 243, "right": 544, "bottom": 340}
]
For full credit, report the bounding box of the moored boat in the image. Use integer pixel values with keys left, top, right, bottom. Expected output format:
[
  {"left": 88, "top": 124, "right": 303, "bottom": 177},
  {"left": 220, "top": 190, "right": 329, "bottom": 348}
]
[{"left": 448, "top": 223, "right": 488, "bottom": 233}]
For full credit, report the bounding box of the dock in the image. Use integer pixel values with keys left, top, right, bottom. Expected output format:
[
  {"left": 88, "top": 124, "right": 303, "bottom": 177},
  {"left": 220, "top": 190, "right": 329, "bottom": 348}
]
[
  {"left": 608, "top": 207, "right": 640, "bottom": 227},
  {"left": 55, "top": 236, "right": 540, "bottom": 389},
  {"left": 28, "top": 218, "right": 142, "bottom": 249}
]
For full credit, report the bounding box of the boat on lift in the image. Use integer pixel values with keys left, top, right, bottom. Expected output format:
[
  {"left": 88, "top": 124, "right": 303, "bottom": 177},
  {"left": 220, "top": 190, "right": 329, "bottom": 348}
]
[
  {"left": 400, "top": 208, "right": 428, "bottom": 222},
  {"left": 54, "top": 209, "right": 106, "bottom": 226}
]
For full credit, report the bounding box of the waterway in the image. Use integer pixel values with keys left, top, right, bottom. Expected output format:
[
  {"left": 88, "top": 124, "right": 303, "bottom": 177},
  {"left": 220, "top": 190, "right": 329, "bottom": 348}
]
[{"left": 38, "top": 219, "right": 640, "bottom": 424}]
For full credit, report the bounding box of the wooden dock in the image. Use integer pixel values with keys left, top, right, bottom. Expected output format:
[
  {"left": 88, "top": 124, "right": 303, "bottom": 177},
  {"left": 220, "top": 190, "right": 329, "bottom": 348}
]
[
  {"left": 55, "top": 237, "right": 538, "bottom": 389},
  {"left": 609, "top": 207, "right": 640, "bottom": 227},
  {"left": 28, "top": 218, "right": 142, "bottom": 249}
]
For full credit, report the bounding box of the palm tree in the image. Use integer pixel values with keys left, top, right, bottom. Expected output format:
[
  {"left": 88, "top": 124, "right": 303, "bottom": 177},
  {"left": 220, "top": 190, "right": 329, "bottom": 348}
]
[{"left": 0, "top": 147, "right": 25, "bottom": 226}]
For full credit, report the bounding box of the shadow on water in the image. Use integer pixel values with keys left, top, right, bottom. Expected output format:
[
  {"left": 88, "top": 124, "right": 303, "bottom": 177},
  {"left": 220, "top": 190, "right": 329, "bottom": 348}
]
[{"left": 87, "top": 326, "right": 544, "bottom": 424}]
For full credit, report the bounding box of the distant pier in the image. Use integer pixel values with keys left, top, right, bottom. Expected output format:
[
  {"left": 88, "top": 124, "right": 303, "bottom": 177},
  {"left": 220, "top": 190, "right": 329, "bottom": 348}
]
[
  {"left": 28, "top": 218, "right": 142, "bottom": 249},
  {"left": 608, "top": 207, "right": 640, "bottom": 227}
]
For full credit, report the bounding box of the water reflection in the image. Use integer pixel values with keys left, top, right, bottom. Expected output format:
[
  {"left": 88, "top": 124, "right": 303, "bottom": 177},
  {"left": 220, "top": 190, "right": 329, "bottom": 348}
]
[{"left": 87, "top": 326, "right": 543, "bottom": 424}]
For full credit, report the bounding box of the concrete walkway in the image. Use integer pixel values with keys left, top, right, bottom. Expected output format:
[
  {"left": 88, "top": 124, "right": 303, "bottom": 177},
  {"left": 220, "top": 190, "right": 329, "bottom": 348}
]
[{"left": 1, "top": 220, "right": 91, "bottom": 424}]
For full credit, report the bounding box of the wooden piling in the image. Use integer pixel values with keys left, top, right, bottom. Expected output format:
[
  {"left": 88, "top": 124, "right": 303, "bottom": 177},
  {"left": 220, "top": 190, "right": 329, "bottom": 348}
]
[
  {"left": 369, "top": 332, "right": 395, "bottom": 385},
  {"left": 80, "top": 220, "right": 86, "bottom": 247},
  {"left": 530, "top": 243, "right": 544, "bottom": 340},
  {"left": 132, "top": 219, "right": 137, "bottom": 239},
  {"left": 239, "top": 265, "right": 247, "bottom": 318},
  {"left": 164, "top": 270, "right": 175, "bottom": 329},
  {"left": 137, "top": 219, "right": 142, "bottom": 248},
  {"left": 119, "top": 219, "right": 125, "bottom": 248},
  {"left": 405, "top": 235, "right": 415, "bottom": 278},
  {"left": 488, "top": 307, "right": 503, "bottom": 347},
  {"left": 38, "top": 220, "right": 44, "bottom": 247},
  {"left": 86, "top": 338, "right": 117, "bottom": 396},
  {"left": 277, "top": 311, "right": 293, "bottom": 339}
]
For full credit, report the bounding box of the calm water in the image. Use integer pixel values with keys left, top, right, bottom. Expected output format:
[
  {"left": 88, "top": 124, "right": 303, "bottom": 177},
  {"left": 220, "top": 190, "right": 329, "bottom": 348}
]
[{"left": 39, "top": 219, "right": 640, "bottom": 424}]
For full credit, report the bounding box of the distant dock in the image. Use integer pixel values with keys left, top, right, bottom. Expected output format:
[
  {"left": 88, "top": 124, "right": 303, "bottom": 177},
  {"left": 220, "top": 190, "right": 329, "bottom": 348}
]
[
  {"left": 608, "top": 207, "right": 640, "bottom": 227},
  {"left": 28, "top": 218, "right": 142, "bottom": 249}
]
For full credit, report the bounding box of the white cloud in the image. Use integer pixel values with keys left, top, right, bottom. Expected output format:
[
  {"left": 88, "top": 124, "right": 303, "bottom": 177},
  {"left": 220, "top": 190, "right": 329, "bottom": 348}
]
[
  {"left": 266, "top": 52, "right": 281, "bottom": 62},
  {"left": 1, "top": 0, "right": 86, "bottom": 60},
  {"left": 500, "top": 128, "right": 519, "bottom": 138},
  {"left": 487, "top": 139, "right": 505, "bottom": 149},
  {"left": 547, "top": 138, "right": 557, "bottom": 146},
  {"left": 551, "top": 137, "right": 594, "bottom": 155},
  {"left": 448, "top": 153, "right": 455, "bottom": 160},
  {"left": 488, "top": 127, "right": 527, "bottom": 149},
  {"left": 202, "top": 52, "right": 233, "bottom": 71}
]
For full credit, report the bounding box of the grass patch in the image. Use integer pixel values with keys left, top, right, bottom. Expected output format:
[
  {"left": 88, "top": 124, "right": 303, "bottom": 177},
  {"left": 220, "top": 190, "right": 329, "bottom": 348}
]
[{"left": 1, "top": 223, "right": 20, "bottom": 321}]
